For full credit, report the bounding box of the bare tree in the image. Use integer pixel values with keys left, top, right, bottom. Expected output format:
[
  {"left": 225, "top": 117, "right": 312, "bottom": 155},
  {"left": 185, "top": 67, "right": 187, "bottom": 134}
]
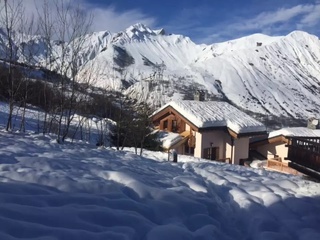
[
  {"left": 36, "top": 0, "right": 93, "bottom": 142},
  {"left": 17, "top": 14, "right": 38, "bottom": 133},
  {"left": 36, "top": 0, "right": 55, "bottom": 134},
  {"left": 0, "top": 0, "right": 24, "bottom": 131},
  {"left": 128, "top": 102, "right": 158, "bottom": 156}
]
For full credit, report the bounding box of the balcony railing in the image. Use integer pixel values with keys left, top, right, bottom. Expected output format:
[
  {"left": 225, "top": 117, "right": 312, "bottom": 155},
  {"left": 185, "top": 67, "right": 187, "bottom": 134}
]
[{"left": 287, "top": 137, "right": 320, "bottom": 173}]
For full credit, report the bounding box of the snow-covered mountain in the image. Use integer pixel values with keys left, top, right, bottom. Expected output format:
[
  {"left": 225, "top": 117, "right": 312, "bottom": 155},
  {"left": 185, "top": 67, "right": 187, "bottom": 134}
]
[{"left": 3, "top": 23, "right": 320, "bottom": 119}]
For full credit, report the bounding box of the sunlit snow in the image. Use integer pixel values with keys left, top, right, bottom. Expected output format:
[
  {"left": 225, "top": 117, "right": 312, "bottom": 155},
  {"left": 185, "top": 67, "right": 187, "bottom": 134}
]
[
  {"left": 269, "top": 127, "right": 320, "bottom": 138},
  {"left": 0, "top": 102, "right": 320, "bottom": 239},
  {"left": 0, "top": 131, "right": 319, "bottom": 240},
  {"left": 8, "top": 24, "right": 320, "bottom": 118}
]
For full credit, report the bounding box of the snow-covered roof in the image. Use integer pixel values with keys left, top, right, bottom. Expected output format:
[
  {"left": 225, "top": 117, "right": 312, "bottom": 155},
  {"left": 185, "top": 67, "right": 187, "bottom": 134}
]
[
  {"left": 269, "top": 127, "right": 320, "bottom": 138},
  {"left": 157, "top": 131, "right": 183, "bottom": 149},
  {"left": 154, "top": 100, "right": 266, "bottom": 134}
]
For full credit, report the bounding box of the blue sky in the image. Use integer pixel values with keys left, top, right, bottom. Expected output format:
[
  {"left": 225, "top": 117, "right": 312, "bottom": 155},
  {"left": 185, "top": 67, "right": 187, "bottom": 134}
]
[{"left": 24, "top": 0, "right": 320, "bottom": 44}]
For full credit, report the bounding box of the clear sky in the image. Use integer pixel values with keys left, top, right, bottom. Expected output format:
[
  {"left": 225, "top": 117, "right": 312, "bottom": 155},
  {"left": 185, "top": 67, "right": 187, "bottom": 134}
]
[{"left": 23, "top": 0, "right": 320, "bottom": 44}]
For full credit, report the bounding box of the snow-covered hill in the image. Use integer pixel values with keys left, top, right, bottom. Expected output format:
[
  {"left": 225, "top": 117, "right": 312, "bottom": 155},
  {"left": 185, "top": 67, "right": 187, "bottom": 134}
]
[{"left": 3, "top": 24, "right": 320, "bottom": 119}]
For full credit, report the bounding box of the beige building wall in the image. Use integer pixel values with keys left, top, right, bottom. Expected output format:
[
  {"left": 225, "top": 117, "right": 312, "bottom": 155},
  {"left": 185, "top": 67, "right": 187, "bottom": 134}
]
[
  {"left": 225, "top": 136, "right": 233, "bottom": 160},
  {"left": 232, "top": 137, "right": 250, "bottom": 165},
  {"left": 194, "top": 132, "right": 203, "bottom": 158},
  {"left": 189, "top": 128, "right": 251, "bottom": 165},
  {"left": 256, "top": 142, "right": 288, "bottom": 160},
  {"left": 194, "top": 130, "right": 227, "bottom": 159}
]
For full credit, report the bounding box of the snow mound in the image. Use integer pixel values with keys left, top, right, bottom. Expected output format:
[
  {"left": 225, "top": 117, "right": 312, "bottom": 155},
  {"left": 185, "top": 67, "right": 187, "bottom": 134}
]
[{"left": 0, "top": 130, "right": 319, "bottom": 239}]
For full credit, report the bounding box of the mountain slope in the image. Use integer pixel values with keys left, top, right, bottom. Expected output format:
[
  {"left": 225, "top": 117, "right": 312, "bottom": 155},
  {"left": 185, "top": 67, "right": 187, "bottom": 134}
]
[
  {"left": 194, "top": 31, "right": 320, "bottom": 118},
  {"left": 79, "top": 25, "right": 320, "bottom": 118},
  {"left": 2, "top": 24, "right": 320, "bottom": 119}
]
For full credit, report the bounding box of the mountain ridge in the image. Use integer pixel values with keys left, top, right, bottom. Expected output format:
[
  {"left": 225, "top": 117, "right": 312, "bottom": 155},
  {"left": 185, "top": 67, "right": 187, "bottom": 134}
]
[{"left": 1, "top": 23, "right": 320, "bottom": 119}]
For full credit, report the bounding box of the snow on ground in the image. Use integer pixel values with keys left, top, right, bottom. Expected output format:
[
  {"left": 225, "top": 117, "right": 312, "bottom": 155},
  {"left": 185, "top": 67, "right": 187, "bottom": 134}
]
[
  {"left": 0, "top": 101, "right": 114, "bottom": 146},
  {"left": 0, "top": 130, "right": 319, "bottom": 240},
  {"left": 0, "top": 102, "right": 319, "bottom": 239}
]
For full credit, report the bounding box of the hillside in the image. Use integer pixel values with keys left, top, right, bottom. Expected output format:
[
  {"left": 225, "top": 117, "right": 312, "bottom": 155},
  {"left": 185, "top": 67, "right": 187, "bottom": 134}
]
[{"left": 2, "top": 24, "right": 320, "bottom": 119}]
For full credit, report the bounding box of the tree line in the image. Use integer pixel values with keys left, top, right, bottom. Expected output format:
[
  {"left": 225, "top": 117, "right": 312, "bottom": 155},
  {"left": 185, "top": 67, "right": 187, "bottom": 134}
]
[{"left": 0, "top": 0, "right": 160, "bottom": 155}]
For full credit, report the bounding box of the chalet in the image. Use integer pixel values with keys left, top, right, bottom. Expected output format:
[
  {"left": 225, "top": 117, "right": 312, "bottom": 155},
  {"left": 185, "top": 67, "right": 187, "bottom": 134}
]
[
  {"left": 250, "top": 127, "right": 320, "bottom": 161},
  {"left": 250, "top": 127, "right": 320, "bottom": 176},
  {"left": 151, "top": 100, "right": 266, "bottom": 164}
]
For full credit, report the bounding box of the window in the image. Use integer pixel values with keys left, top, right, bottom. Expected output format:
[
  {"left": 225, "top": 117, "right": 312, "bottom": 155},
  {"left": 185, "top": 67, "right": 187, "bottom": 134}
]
[
  {"left": 185, "top": 144, "right": 194, "bottom": 155},
  {"left": 203, "top": 147, "right": 219, "bottom": 160},
  {"left": 163, "top": 120, "right": 168, "bottom": 129},
  {"left": 172, "top": 120, "right": 178, "bottom": 132}
]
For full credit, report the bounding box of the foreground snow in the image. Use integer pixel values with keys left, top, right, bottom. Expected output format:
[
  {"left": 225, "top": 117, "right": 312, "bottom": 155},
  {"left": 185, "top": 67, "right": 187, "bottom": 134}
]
[{"left": 0, "top": 130, "right": 320, "bottom": 240}]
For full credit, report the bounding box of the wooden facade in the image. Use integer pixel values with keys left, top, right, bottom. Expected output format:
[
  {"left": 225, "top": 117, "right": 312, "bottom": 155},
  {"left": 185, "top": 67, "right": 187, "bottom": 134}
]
[
  {"left": 152, "top": 106, "right": 198, "bottom": 133},
  {"left": 287, "top": 137, "right": 320, "bottom": 176},
  {"left": 266, "top": 159, "right": 298, "bottom": 175},
  {"left": 152, "top": 106, "right": 196, "bottom": 156}
]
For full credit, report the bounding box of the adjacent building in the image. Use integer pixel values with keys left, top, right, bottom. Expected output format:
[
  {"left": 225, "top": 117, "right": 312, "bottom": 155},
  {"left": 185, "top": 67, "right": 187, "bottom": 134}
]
[
  {"left": 250, "top": 127, "right": 320, "bottom": 177},
  {"left": 251, "top": 127, "right": 320, "bottom": 161}
]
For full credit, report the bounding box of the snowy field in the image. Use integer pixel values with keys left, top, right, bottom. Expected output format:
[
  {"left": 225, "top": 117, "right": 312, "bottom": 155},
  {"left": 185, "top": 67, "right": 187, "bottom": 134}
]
[
  {"left": 0, "top": 102, "right": 320, "bottom": 240},
  {"left": 0, "top": 129, "right": 320, "bottom": 240}
]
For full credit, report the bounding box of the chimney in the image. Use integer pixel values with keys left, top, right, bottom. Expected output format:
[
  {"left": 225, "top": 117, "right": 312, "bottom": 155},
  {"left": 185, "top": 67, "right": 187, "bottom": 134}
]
[
  {"left": 194, "top": 90, "right": 206, "bottom": 101},
  {"left": 307, "top": 117, "right": 319, "bottom": 129}
]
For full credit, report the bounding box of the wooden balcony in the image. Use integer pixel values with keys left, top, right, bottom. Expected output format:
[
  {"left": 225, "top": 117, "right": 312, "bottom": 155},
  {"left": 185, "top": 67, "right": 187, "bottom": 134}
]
[
  {"left": 266, "top": 159, "right": 298, "bottom": 175},
  {"left": 286, "top": 137, "right": 320, "bottom": 179}
]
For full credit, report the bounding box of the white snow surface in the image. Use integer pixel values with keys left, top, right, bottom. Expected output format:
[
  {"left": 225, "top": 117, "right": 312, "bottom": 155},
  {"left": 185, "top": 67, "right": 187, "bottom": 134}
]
[
  {"left": 4, "top": 24, "right": 320, "bottom": 118},
  {"left": 269, "top": 127, "right": 320, "bottom": 138},
  {"left": 0, "top": 130, "right": 320, "bottom": 240},
  {"left": 155, "top": 100, "right": 266, "bottom": 133},
  {"left": 0, "top": 101, "right": 115, "bottom": 146}
]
